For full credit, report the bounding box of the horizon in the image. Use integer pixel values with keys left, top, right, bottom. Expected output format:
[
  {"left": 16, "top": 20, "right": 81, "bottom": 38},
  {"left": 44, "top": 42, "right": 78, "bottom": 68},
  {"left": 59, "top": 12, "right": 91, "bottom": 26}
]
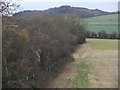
[
  {"left": 18, "top": 5, "right": 118, "bottom": 13},
  {"left": 18, "top": 1, "right": 119, "bottom": 12}
]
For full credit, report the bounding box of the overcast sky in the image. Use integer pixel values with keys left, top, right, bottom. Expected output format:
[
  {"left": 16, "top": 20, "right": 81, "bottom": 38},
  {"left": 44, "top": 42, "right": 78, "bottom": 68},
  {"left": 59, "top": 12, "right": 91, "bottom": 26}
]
[{"left": 17, "top": 0, "right": 119, "bottom": 12}]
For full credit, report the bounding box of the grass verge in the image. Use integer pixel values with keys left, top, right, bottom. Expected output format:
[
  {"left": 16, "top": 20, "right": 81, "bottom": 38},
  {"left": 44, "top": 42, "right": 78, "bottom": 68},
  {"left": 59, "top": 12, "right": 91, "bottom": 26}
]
[{"left": 72, "top": 58, "right": 91, "bottom": 88}]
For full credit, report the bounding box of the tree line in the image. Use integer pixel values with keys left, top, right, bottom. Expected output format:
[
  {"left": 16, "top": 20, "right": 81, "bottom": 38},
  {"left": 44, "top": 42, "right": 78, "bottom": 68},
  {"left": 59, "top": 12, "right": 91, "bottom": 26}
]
[{"left": 86, "top": 30, "right": 120, "bottom": 39}]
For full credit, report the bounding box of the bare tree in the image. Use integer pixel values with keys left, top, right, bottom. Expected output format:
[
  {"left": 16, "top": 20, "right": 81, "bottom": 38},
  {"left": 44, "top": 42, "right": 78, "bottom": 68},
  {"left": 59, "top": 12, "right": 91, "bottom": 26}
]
[{"left": 0, "top": 0, "right": 20, "bottom": 16}]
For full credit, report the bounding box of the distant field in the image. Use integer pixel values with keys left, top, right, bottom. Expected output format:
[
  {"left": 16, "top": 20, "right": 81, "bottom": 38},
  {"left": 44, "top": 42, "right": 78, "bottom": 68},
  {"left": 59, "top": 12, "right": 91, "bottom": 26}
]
[
  {"left": 85, "top": 14, "right": 119, "bottom": 25},
  {"left": 86, "top": 25, "right": 118, "bottom": 34},
  {"left": 83, "top": 14, "right": 119, "bottom": 34}
]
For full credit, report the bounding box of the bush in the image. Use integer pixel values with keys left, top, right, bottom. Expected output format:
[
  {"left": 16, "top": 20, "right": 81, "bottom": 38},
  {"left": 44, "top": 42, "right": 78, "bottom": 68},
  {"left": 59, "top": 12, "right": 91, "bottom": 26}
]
[{"left": 2, "top": 15, "right": 86, "bottom": 88}]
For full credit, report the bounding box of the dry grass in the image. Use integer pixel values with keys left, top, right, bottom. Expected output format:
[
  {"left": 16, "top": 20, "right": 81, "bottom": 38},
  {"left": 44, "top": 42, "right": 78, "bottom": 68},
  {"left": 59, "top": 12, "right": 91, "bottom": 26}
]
[
  {"left": 46, "top": 65, "right": 78, "bottom": 88},
  {"left": 84, "top": 39, "right": 118, "bottom": 88},
  {"left": 82, "top": 49, "right": 118, "bottom": 88},
  {"left": 46, "top": 43, "right": 89, "bottom": 88},
  {"left": 46, "top": 39, "right": 118, "bottom": 88}
]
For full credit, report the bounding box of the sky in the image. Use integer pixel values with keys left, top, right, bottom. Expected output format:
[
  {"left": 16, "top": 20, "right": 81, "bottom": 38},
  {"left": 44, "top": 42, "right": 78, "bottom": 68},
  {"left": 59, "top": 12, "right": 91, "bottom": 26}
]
[{"left": 16, "top": 0, "right": 119, "bottom": 12}]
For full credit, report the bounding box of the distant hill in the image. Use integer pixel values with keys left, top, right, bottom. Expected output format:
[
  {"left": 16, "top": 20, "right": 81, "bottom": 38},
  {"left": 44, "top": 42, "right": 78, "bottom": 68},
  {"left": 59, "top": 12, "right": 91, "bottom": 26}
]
[{"left": 14, "top": 5, "right": 117, "bottom": 18}]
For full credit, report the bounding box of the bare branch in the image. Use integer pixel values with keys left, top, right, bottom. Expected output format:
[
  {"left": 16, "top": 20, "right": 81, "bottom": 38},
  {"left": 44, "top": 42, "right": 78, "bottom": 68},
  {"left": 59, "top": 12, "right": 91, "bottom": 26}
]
[{"left": 0, "top": 0, "right": 20, "bottom": 16}]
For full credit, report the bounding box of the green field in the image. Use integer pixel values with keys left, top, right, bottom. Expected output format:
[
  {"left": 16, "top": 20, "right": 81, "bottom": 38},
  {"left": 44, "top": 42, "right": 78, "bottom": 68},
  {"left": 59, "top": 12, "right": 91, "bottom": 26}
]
[
  {"left": 86, "top": 38, "right": 119, "bottom": 50},
  {"left": 84, "top": 14, "right": 119, "bottom": 34}
]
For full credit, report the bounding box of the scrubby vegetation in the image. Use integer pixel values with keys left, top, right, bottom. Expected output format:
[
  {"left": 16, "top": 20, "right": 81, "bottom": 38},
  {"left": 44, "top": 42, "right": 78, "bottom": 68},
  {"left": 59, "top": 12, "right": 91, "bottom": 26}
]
[{"left": 2, "top": 11, "right": 86, "bottom": 88}]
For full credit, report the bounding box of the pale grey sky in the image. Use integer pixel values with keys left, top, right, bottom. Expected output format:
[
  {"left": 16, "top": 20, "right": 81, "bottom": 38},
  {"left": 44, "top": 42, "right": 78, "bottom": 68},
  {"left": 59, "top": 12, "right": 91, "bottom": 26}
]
[{"left": 17, "top": 0, "right": 119, "bottom": 12}]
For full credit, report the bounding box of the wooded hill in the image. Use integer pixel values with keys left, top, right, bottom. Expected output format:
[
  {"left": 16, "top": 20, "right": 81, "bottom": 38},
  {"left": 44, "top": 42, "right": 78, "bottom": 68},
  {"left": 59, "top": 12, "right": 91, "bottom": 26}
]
[{"left": 13, "top": 5, "right": 117, "bottom": 18}]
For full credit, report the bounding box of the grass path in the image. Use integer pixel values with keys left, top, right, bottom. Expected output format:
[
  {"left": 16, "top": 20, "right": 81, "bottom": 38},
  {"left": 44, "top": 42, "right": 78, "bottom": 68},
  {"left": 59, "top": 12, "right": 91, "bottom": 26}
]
[{"left": 46, "top": 39, "right": 118, "bottom": 88}]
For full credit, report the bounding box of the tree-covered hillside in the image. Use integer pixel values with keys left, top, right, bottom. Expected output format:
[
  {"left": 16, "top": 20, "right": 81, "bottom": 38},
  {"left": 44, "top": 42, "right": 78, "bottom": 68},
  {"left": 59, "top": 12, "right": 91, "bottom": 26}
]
[{"left": 14, "top": 5, "right": 114, "bottom": 18}]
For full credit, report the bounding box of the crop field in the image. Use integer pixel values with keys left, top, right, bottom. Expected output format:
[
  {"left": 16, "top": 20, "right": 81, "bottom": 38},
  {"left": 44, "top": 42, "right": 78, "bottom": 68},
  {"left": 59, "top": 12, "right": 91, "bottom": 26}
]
[
  {"left": 86, "top": 25, "right": 118, "bottom": 34},
  {"left": 85, "top": 14, "right": 119, "bottom": 25},
  {"left": 84, "top": 14, "right": 119, "bottom": 34}
]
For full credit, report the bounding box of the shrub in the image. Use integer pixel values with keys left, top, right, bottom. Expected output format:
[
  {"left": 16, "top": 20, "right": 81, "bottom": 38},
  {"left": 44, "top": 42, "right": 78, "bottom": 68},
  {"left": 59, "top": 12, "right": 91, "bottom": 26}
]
[{"left": 2, "top": 15, "right": 86, "bottom": 88}]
